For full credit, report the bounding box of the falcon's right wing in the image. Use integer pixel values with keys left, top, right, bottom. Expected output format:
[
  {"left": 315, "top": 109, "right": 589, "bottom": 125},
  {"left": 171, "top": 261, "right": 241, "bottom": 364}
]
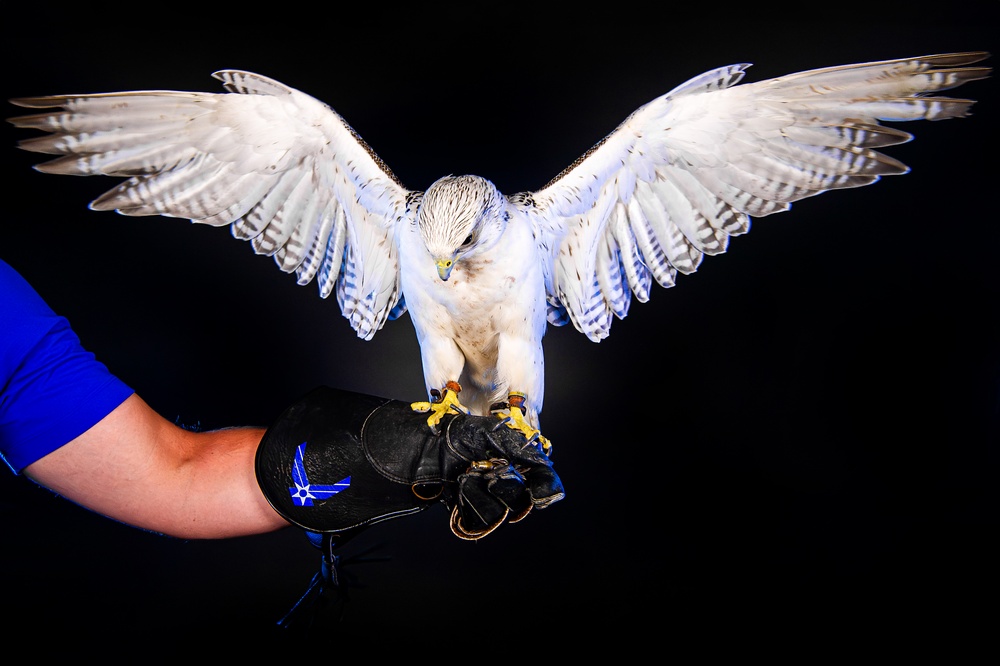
[{"left": 10, "top": 70, "right": 412, "bottom": 340}]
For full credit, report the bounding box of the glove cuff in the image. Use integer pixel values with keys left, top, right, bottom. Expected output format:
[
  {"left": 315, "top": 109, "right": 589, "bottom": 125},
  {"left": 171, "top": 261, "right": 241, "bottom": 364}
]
[{"left": 255, "top": 386, "right": 437, "bottom": 535}]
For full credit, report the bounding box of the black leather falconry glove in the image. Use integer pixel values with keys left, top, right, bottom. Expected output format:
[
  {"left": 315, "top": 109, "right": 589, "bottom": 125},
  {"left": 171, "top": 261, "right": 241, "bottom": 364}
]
[
  {"left": 256, "top": 385, "right": 565, "bottom": 540},
  {"left": 255, "top": 386, "right": 566, "bottom": 629}
]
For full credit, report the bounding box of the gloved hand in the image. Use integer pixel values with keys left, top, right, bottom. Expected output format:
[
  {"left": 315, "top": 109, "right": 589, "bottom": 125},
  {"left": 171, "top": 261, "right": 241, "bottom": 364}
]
[
  {"left": 255, "top": 386, "right": 565, "bottom": 542},
  {"left": 257, "top": 386, "right": 566, "bottom": 630}
]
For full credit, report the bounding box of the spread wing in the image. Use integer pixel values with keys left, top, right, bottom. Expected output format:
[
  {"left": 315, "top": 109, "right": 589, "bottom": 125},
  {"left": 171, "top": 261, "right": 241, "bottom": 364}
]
[
  {"left": 515, "top": 52, "right": 990, "bottom": 342},
  {"left": 9, "top": 70, "right": 412, "bottom": 340}
]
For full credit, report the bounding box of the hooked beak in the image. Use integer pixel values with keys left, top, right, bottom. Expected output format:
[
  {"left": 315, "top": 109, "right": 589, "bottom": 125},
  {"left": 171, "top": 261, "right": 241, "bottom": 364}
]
[{"left": 435, "top": 257, "right": 455, "bottom": 281}]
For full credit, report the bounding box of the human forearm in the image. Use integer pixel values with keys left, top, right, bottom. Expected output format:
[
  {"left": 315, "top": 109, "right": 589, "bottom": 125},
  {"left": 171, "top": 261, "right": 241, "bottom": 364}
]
[{"left": 24, "top": 394, "right": 290, "bottom": 539}]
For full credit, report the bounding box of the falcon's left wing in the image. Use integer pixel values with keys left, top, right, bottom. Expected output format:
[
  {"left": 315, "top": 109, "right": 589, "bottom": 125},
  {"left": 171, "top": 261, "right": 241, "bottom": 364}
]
[
  {"left": 9, "top": 70, "right": 412, "bottom": 340},
  {"left": 516, "top": 52, "right": 990, "bottom": 342}
]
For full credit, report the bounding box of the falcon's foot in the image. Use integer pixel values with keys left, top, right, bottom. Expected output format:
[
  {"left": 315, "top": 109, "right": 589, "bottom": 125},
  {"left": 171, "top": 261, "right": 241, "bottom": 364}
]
[
  {"left": 491, "top": 392, "right": 553, "bottom": 456},
  {"left": 411, "top": 381, "right": 472, "bottom": 432}
]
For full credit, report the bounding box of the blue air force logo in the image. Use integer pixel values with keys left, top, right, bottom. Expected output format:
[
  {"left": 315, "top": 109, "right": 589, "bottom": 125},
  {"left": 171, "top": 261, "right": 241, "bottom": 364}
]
[{"left": 288, "top": 442, "right": 351, "bottom": 506}]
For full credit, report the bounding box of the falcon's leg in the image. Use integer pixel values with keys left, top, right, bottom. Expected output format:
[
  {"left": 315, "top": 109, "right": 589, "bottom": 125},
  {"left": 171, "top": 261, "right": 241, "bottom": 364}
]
[
  {"left": 411, "top": 381, "right": 472, "bottom": 432},
  {"left": 491, "top": 392, "right": 553, "bottom": 456}
]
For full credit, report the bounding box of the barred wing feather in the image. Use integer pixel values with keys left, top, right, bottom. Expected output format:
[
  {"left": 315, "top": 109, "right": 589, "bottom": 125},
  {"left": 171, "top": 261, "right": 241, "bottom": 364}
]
[
  {"left": 524, "top": 52, "right": 990, "bottom": 343},
  {"left": 9, "top": 69, "right": 411, "bottom": 340}
]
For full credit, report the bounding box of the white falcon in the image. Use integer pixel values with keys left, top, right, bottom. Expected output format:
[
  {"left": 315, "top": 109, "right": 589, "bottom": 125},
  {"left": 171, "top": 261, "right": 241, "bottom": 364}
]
[{"left": 8, "top": 52, "right": 990, "bottom": 450}]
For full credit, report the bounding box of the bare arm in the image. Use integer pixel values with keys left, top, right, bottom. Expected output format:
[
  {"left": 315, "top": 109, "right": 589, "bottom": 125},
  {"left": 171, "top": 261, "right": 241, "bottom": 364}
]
[{"left": 23, "top": 393, "right": 291, "bottom": 539}]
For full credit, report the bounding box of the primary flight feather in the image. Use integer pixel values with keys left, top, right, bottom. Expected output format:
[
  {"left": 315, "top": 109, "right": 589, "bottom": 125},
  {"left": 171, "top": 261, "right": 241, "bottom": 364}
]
[{"left": 8, "top": 52, "right": 990, "bottom": 449}]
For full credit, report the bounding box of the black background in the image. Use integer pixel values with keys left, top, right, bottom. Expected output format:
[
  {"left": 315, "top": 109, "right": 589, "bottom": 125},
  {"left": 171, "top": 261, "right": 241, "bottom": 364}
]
[{"left": 2, "top": 11, "right": 997, "bottom": 657}]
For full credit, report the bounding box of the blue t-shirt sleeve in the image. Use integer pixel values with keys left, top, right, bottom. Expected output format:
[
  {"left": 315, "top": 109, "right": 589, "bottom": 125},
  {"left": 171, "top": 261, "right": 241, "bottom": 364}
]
[{"left": 0, "top": 260, "right": 135, "bottom": 474}]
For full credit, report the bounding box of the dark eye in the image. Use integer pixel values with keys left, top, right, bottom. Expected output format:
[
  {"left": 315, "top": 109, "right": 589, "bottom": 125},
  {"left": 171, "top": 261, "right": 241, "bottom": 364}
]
[{"left": 461, "top": 234, "right": 474, "bottom": 246}]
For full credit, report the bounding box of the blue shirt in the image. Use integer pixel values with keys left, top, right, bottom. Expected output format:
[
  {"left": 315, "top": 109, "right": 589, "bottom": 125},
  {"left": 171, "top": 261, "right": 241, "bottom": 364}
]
[{"left": 0, "top": 260, "right": 134, "bottom": 473}]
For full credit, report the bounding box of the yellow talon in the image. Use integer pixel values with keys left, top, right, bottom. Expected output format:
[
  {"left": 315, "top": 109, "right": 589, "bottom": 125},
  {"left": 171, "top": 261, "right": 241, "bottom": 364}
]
[
  {"left": 537, "top": 434, "right": 553, "bottom": 457},
  {"left": 494, "top": 392, "right": 553, "bottom": 456},
  {"left": 505, "top": 403, "right": 539, "bottom": 441},
  {"left": 411, "top": 380, "right": 471, "bottom": 431}
]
